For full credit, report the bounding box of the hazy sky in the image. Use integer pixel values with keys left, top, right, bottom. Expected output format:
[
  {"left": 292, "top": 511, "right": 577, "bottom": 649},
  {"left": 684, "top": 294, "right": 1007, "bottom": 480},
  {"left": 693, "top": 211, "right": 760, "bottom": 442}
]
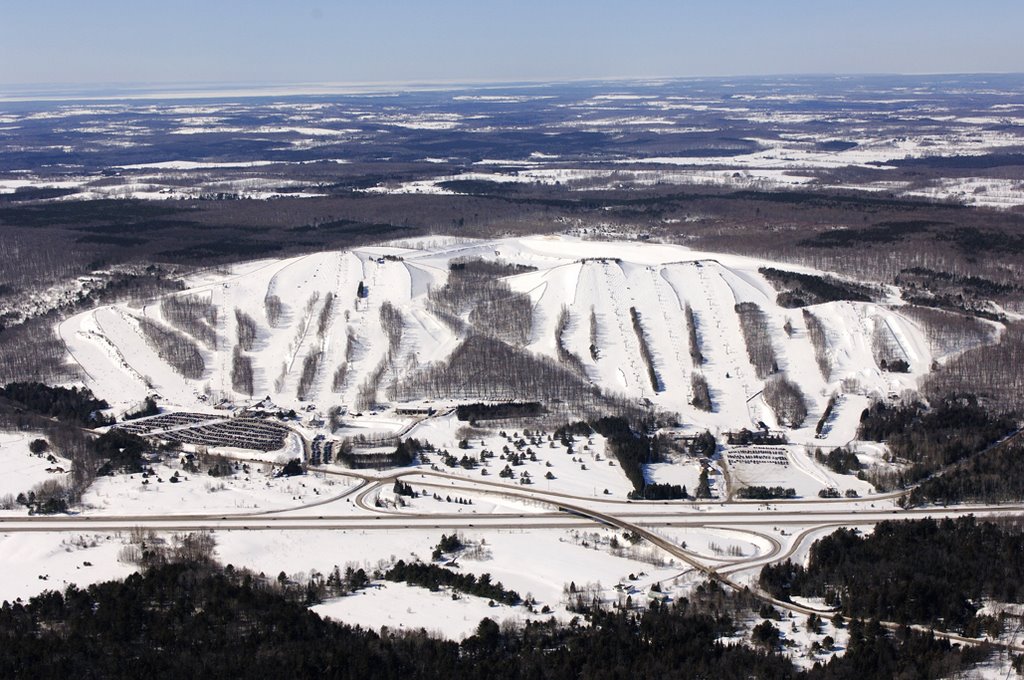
[{"left": 2, "top": 0, "right": 1023, "bottom": 89}]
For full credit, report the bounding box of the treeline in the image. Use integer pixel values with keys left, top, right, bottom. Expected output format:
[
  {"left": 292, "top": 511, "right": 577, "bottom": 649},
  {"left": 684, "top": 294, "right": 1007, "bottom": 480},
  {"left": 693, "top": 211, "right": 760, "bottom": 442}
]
[
  {"left": 815, "top": 447, "right": 861, "bottom": 475},
  {"left": 456, "top": 402, "right": 543, "bottom": 422},
  {"left": 331, "top": 327, "right": 357, "bottom": 393},
  {"left": 802, "top": 310, "right": 831, "bottom": 380},
  {"left": 264, "top": 292, "right": 285, "bottom": 327},
  {"left": 899, "top": 305, "right": 996, "bottom": 357},
  {"left": 871, "top": 323, "right": 908, "bottom": 372},
  {"left": 727, "top": 429, "right": 788, "bottom": 446},
  {"left": 588, "top": 307, "right": 599, "bottom": 361},
  {"left": 123, "top": 396, "right": 159, "bottom": 421},
  {"left": 896, "top": 266, "right": 1019, "bottom": 311},
  {"left": 858, "top": 397, "right": 1016, "bottom": 488},
  {"left": 684, "top": 303, "right": 704, "bottom": 365},
  {"left": 448, "top": 258, "right": 536, "bottom": 278},
  {"left": 137, "top": 316, "right": 205, "bottom": 379},
  {"left": 333, "top": 438, "right": 423, "bottom": 469},
  {"left": 554, "top": 306, "right": 587, "bottom": 376},
  {"left": 0, "top": 409, "right": 148, "bottom": 514},
  {"left": 382, "top": 561, "right": 520, "bottom": 606},
  {"left": 734, "top": 302, "right": 778, "bottom": 379},
  {"left": 0, "top": 314, "right": 76, "bottom": 385},
  {"left": 0, "top": 382, "right": 112, "bottom": 426},
  {"left": 735, "top": 486, "right": 796, "bottom": 500},
  {"left": 379, "top": 300, "right": 403, "bottom": 358},
  {"left": 629, "top": 307, "right": 662, "bottom": 392},
  {"left": 904, "top": 441, "right": 1024, "bottom": 507},
  {"left": 235, "top": 308, "right": 258, "bottom": 350},
  {"left": 759, "top": 517, "right": 1024, "bottom": 632},
  {"left": 160, "top": 294, "right": 218, "bottom": 349},
  {"left": 759, "top": 267, "right": 874, "bottom": 307},
  {"left": 815, "top": 395, "right": 837, "bottom": 436},
  {"left": 231, "top": 346, "right": 254, "bottom": 395},
  {"left": 317, "top": 292, "right": 335, "bottom": 340},
  {"left": 354, "top": 301, "right": 403, "bottom": 407},
  {"left": 355, "top": 357, "right": 388, "bottom": 411},
  {"left": 0, "top": 561, "right": 989, "bottom": 679},
  {"left": 297, "top": 350, "right": 322, "bottom": 401}
]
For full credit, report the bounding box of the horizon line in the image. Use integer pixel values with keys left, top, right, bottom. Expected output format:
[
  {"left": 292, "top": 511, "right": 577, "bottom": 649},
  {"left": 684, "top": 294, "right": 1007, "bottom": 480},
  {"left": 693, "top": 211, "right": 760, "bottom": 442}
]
[{"left": 2, "top": 70, "right": 1022, "bottom": 104}]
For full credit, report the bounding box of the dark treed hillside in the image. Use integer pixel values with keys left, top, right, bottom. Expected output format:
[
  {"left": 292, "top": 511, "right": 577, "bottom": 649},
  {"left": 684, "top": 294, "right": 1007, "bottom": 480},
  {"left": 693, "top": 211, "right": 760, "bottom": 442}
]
[
  {"left": 0, "top": 563, "right": 994, "bottom": 680},
  {"left": 760, "top": 517, "right": 1024, "bottom": 632}
]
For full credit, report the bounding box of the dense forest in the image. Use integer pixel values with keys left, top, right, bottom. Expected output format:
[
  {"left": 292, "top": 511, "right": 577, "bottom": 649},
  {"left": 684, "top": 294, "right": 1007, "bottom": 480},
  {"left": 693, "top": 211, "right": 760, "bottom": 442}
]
[
  {"left": 903, "top": 440, "right": 1024, "bottom": 507},
  {"left": 382, "top": 561, "right": 521, "bottom": 606},
  {"left": 455, "top": 402, "right": 544, "bottom": 422},
  {"left": 857, "top": 397, "right": 1017, "bottom": 488},
  {"left": 759, "top": 517, "right": 1024, "bottom": 632},
  {"left": 759, "top": 267, "right": 875, "bottom": 308},
  {"left": 580, "top": 416, "right": 691, "bottom": 500},
  {"left": 0, "top": 382, "right": 112, "bottom": 426},
  {"left": 0, "top": 561, "right": 998, "bottom": 679}
]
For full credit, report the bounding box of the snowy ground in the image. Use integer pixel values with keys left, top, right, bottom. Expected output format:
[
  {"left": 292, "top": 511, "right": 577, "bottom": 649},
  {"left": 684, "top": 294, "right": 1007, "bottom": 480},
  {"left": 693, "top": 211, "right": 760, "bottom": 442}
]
[
  {"left": 81, "top": 460, "right": 356, "bottom": 515},
  {"left": 0, "top": 431, "right": 72, "bottom": 501},
  {"left": 0, "top": 532, "right": 135, "bottom": 602},
  {"left": 314, "top": 582, "right": 531, "bottom": 640},
  {"left": 216, "top": 526, "right": 684, "bottom": 632}
]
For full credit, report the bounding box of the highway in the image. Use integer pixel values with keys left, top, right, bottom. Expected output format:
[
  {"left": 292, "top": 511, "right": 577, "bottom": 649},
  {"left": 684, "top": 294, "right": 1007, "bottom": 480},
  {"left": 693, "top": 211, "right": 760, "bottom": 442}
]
[{"left": 5, "top": 442, "right": 1024, "bottom": 652}]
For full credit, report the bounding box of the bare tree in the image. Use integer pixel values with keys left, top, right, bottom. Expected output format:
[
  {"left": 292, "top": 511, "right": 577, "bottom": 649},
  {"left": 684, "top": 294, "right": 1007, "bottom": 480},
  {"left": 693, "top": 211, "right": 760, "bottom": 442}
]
[
  {"left": 589, "top": 306, "right": 600, "bottom": 361},
  {"left": 763, "top": 374, "right": 807, "bottom": 428},
  {"left": 137, "top": 316, "right": 204, "bottom": 379},
  {"left": 264, "top": 293, "right": 285, "bottom": 327},
  {"left": 379, "top": 301, "right": 404, "bottom": 359},
  {"left": 231, "top": 345, "right": 254, "bottom": 395},
  {"left": 555, "top": 305, "right": 587, "bottom": 376},
  {"left": 389, "top": 334, "right": 600, "bottom": 408},
  {"left": 355, "top": 358, "right": 388, "bottom": 411},
  {"left": 297, "top": 350, "right": 322, "bottom": 401},
  {"left": 317, "top": 292, "right": 335, "bottom": 340},
  {"left": 331, "top": 363, "right": 348, "bottom": 393},
  {"left": 871, "top": 319, "right": 908, "bottom": 370},
  {"left": 901, "top": 305, "right": 996, "bottom": 356},
  {"left": 735, "top": 302, "right": 778, "bottom": 379},
  {"left": 630, "top": 307, "right": 662, "bottom": 392},
  {"left": 427, "top": 259, "right": 533, "bottom": 346},
  {"left": 684, "top": 303, "right": 704, "bottom": 366},
  {"left": 161, "top": 294, "right": 217, "bottom": 349},
  {"left": 235, "top": 309, "right": 258, "bottom": 351},
  {"left": 802, "top": 309, "right": 831, "bottom": 380},
  {"left": 923, "top": 322, "right": 1024, "bottom": 413},
  {"left": 691, "top": 372, "right": 712, "bottom": 411}
]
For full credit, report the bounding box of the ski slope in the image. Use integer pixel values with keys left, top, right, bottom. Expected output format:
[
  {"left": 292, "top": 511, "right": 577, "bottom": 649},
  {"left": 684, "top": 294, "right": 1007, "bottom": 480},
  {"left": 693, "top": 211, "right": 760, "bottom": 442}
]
[{"left": 60, "top": 234, "right": 960, "bottom": 447}]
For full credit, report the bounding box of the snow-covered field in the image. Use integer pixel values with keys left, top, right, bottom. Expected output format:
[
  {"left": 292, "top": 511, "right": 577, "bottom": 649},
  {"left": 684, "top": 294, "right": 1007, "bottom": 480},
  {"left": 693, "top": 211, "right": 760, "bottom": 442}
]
[
  {"left": 80, "top": 461, "right": 356, "bottom": 515},
  {"left": 0, "top": 432, "right": 71, "bottom": 501},
  {"left": 221, "top": 526, "right": 685, "bottom": 634}
]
